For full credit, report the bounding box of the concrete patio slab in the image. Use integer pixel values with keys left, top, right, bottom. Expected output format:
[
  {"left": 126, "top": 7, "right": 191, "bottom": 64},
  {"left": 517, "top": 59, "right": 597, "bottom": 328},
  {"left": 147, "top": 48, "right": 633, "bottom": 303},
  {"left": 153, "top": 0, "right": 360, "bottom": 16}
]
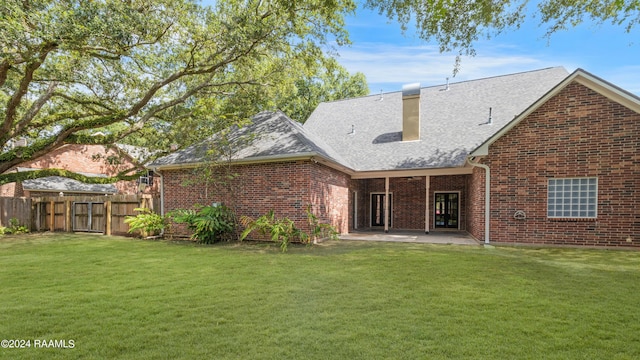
[{"left": 339, "top": 230, "right": 480, "bottom": 245}]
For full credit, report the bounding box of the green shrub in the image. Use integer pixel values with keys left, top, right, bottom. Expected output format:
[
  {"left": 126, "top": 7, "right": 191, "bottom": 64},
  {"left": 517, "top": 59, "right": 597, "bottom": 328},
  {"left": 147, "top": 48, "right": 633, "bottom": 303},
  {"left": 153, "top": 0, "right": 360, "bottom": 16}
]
[
  {"left": 240, "top": 207, "right": 339, "bottom": 252},
  {"left": 305, "top": 206, "right": 339, "bottom": 242},
  {"left": 240, "top": 211, "right": 306, "bottom": 252},
  {"left": 2, "top": 218, "right": 30, "bottom": 235},
  {"left": 125, "top": 208, "right": 169, "bottom": 238},
  {"left": 170, "top": 205, "right": 235, "bottom": 244}
]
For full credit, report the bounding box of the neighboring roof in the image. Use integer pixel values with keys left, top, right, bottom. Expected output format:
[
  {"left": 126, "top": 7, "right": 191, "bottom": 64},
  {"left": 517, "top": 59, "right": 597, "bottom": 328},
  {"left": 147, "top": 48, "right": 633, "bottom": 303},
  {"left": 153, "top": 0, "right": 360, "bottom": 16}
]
[
  {"left": 471, "top": 68, "right": 640, "bottom": 156},
  {"left": 303, "top": 66, "right": 570, "bottom": 171},
  {"left": 115, "top": 143, "right": 158, "bottom": 165},
  {"left": 16, "top": 168, "right": 117, "bottom": 194},
  {"left": 21, "top": 177, "right": 117, "bottom": 194},
  {"left": 150, "top": 111, "right": 350, "bottom": 169}
]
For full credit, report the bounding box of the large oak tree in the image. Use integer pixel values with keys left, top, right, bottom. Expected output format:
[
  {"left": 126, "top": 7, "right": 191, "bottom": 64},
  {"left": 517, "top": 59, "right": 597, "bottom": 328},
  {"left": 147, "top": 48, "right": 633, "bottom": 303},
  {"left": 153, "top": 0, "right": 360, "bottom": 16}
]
[{"left": 0, "top": 0, "right": 366, "bottom": 185}]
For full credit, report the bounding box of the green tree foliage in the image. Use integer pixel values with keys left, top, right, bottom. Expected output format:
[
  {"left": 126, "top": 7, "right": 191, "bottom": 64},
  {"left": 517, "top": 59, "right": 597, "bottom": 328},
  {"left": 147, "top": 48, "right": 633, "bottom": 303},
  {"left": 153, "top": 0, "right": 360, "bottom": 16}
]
[
  {"left": 279, "top": 57, "right": 368, "bottom": 122},
  {"left": 366, "top": 0, "right": 640, "bottom": 73},
  {"left": 0, "top": 0, "right": 365, "bottom": 185}
]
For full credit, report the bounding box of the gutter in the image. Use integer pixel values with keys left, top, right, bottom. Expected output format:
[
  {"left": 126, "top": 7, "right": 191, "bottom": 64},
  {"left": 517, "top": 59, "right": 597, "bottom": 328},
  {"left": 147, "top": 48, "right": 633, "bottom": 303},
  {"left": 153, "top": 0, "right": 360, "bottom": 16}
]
[
  {"left": 158, "top": 172, "right": 165, "bottom": 236},
  {"left": 149, "top": 153, "right": 320, "bottom": 171},
  {"left": 467, "top": 156, "right": 490, "bottom": 244},
  {"left": 150, "top": 152, "right": 356, "bottom": 178}
]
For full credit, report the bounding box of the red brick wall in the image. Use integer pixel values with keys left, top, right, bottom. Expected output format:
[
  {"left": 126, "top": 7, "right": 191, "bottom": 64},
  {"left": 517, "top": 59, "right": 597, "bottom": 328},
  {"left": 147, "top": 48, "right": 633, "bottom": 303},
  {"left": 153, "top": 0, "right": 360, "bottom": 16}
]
[
  {"left": 468, "top": 167, "right": 486, "bottom": 241},
  {"left": 0, "top": 183, "right": 20, "bottom": 197},
  {"left": 392, "top": 177, "right": 427, "bottom": 230},
  {"left": 310, "top": 163, "right": 351, "bottom": 234},
  {"left": 480, "top": 82, "right": 640, "bottom": 247},
  {"left": 161, "top": 160, "right": 351, "bottom": 237}
]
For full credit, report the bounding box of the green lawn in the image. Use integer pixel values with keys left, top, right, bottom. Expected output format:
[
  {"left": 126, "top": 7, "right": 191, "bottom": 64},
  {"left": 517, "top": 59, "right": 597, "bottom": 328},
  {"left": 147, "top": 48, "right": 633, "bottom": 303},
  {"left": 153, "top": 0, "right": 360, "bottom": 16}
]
[{"left": 0, "top": 234, "right": 639, "bottom": 359}]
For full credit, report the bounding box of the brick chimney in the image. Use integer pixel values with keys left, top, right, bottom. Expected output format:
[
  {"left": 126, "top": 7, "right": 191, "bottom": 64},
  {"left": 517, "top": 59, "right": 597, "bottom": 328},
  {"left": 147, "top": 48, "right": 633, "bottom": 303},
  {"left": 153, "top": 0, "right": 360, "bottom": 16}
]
[{"left": 402, "top": 83, "right": 421, "bottom": 141}]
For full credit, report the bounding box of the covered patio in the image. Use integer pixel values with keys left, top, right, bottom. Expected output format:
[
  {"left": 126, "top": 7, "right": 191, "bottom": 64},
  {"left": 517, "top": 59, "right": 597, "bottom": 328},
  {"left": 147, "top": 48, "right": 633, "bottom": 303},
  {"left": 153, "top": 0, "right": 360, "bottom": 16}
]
[{"left": 340, "top": 230, "right": 480, "bottom": 245}]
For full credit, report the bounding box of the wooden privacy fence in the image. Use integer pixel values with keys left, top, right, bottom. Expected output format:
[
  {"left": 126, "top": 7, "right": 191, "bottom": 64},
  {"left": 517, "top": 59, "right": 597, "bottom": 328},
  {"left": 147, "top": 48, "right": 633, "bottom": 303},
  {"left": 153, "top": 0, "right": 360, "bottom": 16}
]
[
  {"left": 0, "top": 197, "right": 32, "bottom": 228},
  {"left": 25, "top": 195, "right": 159, "bottom": 236}
]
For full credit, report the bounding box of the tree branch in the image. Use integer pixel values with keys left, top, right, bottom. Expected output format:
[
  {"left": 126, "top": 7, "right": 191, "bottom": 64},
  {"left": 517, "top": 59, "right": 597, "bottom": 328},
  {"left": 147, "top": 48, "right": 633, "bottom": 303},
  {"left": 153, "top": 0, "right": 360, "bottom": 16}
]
[
  {"left": 11, "top": 81, "right": 58, "bottom": 138},
  {"left": 0, "top": 60, "right": 10, "bottom": 88},
  {"left": 1, "top": 42, "right": 57, "bottom": 141},
  {"left": 0, "top": 168, "right": 145, "bottom": 186}
]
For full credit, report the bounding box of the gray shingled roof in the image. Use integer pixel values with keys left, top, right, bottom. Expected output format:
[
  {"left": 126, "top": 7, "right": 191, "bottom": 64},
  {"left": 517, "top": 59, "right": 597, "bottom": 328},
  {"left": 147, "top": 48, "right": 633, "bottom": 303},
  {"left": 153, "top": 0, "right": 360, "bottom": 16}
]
[
  {"left": 21, "top": 177, "right": 117, "bottom": 194},
  {"left": 152, "top": 67, "right": 570, "bottom": 172},
  {"left": 115, "top": 143, "right": 157, "bottom": 165},
  {"left": 150, "top": 111, "right": 349, "bottom": 167},
  {"left": 16, "top": 168, "right": 117, "bottom": 194},
  {"left": 303, "top": 66, "right": 569, "bottom": 171}
]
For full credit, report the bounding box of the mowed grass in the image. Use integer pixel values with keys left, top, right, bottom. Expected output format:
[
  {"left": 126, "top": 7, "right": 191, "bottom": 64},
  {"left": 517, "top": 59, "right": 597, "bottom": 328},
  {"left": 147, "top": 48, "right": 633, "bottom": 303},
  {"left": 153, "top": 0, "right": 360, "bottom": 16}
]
[{"left": 1, "top": 234, "right": 639, "bottom": 359}]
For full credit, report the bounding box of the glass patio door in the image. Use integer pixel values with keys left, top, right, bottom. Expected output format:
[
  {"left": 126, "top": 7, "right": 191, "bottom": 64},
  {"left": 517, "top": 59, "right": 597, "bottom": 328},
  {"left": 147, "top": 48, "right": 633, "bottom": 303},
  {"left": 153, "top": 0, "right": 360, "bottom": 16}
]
[
  {"left": 435, "top": 193, "right": 459, "bottom": 229},
  {"left": 371, "top": 193, "right": 392, "bottom": 227}
]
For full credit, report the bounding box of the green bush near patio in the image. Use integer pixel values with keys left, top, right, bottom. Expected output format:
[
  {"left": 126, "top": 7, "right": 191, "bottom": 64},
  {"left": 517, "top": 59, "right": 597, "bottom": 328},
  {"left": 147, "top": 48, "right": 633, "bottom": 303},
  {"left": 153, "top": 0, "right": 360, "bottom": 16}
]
[{"left": 0, "top": 234, "right": 639, "bottom": 359}]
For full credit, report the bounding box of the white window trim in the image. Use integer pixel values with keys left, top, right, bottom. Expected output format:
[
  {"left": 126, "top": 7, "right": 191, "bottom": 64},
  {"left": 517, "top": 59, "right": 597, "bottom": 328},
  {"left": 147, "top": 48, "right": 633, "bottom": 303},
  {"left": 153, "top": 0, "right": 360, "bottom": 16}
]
[
  {"left": 138, "top": 171, "right": 153, "bottom": 185},
  {"left": 547, "top": 177, "right": 598, "bottom": 219}
]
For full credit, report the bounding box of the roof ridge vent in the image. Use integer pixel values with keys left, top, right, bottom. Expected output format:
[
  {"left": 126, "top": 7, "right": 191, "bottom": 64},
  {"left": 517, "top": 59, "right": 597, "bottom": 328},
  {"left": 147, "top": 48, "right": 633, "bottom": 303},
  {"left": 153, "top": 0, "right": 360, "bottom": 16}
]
[
  {"left": 440, "top": 77, "right": 450, "bottom": 91},
  {"left": 479, "top": 107, "right": 493, "bottom": 125}
]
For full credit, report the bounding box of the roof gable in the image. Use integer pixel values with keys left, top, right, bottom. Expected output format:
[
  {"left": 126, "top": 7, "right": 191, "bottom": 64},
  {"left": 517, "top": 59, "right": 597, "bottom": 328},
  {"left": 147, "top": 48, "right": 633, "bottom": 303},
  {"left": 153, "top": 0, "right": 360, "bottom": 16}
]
[{"left": 470, "top": 68, "right": 640, "bottom": 156}]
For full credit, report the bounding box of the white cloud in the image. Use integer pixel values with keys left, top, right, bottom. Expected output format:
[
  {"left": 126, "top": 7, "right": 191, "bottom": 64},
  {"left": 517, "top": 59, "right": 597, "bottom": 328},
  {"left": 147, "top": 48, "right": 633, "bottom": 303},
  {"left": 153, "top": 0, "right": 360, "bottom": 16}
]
[{"left": 336, "top": 42, "right": 562, "bottom": 91}]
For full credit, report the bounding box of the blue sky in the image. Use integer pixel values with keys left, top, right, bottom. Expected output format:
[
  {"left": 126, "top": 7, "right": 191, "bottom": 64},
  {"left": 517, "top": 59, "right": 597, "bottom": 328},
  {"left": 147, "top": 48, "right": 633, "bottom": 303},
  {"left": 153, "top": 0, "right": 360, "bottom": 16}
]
[
  {"left": 341, "top": 6, "right": 640, "bottom": 96},
  {"left": 198, "top": 1, "right": 639, "bottom": 96}
]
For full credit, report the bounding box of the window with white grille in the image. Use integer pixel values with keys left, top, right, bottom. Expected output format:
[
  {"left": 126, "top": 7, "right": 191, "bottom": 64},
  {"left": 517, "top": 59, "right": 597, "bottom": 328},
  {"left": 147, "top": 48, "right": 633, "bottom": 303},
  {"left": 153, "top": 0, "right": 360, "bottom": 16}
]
[{"left": 547, "top": 178, "right": 597, "bottom": 218}]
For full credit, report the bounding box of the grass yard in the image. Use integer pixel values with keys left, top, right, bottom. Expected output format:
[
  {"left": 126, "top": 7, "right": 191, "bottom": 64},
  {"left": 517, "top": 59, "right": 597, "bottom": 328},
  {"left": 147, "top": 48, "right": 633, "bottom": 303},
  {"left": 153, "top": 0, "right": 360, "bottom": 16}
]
[{"left": 0, "top": 234, "right": 639, "bottom": 359}]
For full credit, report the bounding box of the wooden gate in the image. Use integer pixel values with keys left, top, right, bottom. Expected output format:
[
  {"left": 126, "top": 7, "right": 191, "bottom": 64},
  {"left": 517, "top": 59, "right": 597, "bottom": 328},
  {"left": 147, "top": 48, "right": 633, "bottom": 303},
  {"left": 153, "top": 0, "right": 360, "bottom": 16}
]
[
  {"left": 32, "top": 195, "right": 157, "bottom": 236},
  {"left": 72, "top": 202, "right": 105, "bottom": 233}
]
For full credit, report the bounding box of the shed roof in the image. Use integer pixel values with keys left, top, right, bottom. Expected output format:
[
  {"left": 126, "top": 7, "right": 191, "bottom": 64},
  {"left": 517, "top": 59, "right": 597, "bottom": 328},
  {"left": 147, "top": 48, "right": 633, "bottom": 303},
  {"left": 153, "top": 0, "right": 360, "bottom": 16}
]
[{"left": 16, "top": 168, "right": 117, "bottom": 194}]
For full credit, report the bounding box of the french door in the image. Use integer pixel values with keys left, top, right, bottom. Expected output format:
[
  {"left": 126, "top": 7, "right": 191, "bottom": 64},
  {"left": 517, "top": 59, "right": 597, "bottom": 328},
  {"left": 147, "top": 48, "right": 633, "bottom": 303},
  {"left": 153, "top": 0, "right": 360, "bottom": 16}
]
[
  {"left": 435, "top": 193, "right": 459, "bottom": 229},
  {"left": 371, "top": 193, "right": 392, "bottom": 227}
]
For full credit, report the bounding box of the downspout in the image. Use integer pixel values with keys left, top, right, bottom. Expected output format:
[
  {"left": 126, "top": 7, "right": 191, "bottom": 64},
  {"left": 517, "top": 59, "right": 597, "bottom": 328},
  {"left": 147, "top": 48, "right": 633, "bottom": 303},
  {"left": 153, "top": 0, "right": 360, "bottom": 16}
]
[
  {"left": 156, "top": 170, "right": 165, "bottom": 237},
  {"left": 467, "top": 157, "right": 490, "bottom": 244}
]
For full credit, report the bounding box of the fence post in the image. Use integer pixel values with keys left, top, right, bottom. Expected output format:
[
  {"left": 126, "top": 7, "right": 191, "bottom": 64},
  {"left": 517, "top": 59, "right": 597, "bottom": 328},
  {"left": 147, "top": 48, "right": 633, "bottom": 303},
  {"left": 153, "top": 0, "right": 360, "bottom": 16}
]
[
  {"left": 105, "top": 201, "right": 112, "bottom": 236},
  {"left": 65, "top": 200, "right": 72, "bottom": 232},
  {"left": 34, "top": 200, "right": 40, "bottom": 231},
  {"left": 49, "top": 200, "right": 55, "bottom": 231}
]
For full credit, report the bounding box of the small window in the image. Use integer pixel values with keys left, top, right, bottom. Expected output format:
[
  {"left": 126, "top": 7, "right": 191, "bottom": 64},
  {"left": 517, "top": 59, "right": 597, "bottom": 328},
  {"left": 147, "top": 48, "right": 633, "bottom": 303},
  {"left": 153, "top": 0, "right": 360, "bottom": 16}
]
[
  {"left": 138, "top": 171, "right": 154, "bottom": 186},
  {"left": 547, "top": 178, "right": 597, "bottom": 218}
]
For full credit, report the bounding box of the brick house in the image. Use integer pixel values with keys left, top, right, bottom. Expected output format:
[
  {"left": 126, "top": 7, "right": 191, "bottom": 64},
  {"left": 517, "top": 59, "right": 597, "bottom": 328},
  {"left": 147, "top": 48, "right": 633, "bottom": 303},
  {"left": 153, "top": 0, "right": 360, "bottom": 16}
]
[
  {"left": 150, "top": 67, "right": 640, "bottom": 248},
  {"left": 0, "top": 144, "right": 158, "bottom": 197}
]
